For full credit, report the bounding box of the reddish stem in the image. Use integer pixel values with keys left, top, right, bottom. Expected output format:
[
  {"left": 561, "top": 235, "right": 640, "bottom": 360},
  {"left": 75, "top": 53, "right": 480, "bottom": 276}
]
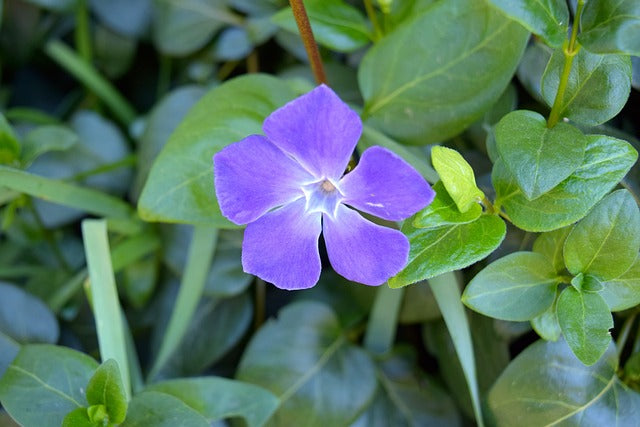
[{"left": 289, "top": 0, "right": 328, "bottom": 85}]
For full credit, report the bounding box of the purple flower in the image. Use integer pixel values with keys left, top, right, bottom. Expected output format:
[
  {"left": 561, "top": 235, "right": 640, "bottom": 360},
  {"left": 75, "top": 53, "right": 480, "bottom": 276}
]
[{"left": 213, "top": 85, "right": 434, "bottom": 290}]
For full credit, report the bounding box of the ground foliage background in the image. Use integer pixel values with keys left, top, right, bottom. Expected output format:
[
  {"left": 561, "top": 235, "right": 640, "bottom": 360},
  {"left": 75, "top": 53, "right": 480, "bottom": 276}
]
[{"left": 0, "top": 0, "right": 639, "bottom": 426}]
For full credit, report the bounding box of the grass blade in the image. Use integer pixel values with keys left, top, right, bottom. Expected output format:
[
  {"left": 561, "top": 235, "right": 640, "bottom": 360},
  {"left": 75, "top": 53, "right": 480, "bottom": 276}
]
[{"left": 81, "top": 219, "right": 131, "bottom": 399}]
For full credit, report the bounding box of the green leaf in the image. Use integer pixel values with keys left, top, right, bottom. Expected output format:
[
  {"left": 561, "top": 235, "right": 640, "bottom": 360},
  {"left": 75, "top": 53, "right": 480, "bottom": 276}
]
[
  {"left": 487, "top": 0, "right": 568, "bottom": 47},
  {"left": 86, "top": 359, "right": 127, "bottom": 425},
  {"left": 21, "top": 125, "right": 78, "bottom": 167},
  {"left": 352, "top": 351, "right": 461, "bottom": 427},
  {"left": 0, "top": 114, "right": 20, "bottom": 166},
  {"left": 531, "top": 297, "right": 561, "bottom": 341},
  {"left": 413, "top": 182, "right": 482, "bottom": 229},
  {"left": 0, "top": 344, "right": 98, "bottom": 427},
  {"left": 493, "top": 134, "right": 638, "bottom": 232},
  {"left": 152, "top": 0, "right": 239, "bottom": 56},
  {"left": 541, "top": 48, "right": 632, "bottom": 126},
  {"left": 236, "top": 301, "right": 377, "bottom": 426},
  {"left": 0, "top": 282, "right": 59, "bottom": 344},
  {"left": 600, "top": 254, "right": 640, "bottom": 311},
  {"left": 389, "top": 214, "right": 506, "bottom": 288},
  {"left": 579, "top": 0, "right": 640, "bottom": 56},
  {"left": 532, "top": 225, "right": 572, "bottom": 273},
  {"left": 495, "top": 110, "right": 586, "bottom": 200},
  {"left": 488, "top": 339, "right": 640, "bottom": 424},
  {"left": 138, "top": 74, "right": 296, "bottom": 226},
  {"left": 61, "top": 408, "right": 93, "bottom": 427},
  {"left": 563, "top": 190, "right": 640, "bottom": 280},
  {"left": 359, "top": 0, "right": 529, "bottom": 144},
  {"left": 462, "top": 252, "right": 560, "bottom": 321},
  {"left": 120, "top": 391, "right": 208, "bottom": 427},
  {"left": 398, "top": 281, "right": 441, "bottom": 324},
  {"left": 0, "top": 332, "right": 20, "bottom": 379},
  {"left": 516, "top": 40, "right": 553, "bottom": 103},
  {"left": 431, "top": 146, "right": 484, "bottom": 212},
  {"left": 557, "top": 287, "right": 613, "bottom": 365},
  {"left": 272, "top": 0, "right": 371, "bottom": 52},
  {"left": 131, "top": 86, "right": 206, "bottom": 201},
  {"left": 147, "top": 377, "right": 279, "bottom": 426}
]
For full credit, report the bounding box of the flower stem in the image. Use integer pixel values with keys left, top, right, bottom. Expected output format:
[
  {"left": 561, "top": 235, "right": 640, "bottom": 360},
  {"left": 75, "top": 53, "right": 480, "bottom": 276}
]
[
  {"left": 547, "top": 0, "right": 584, "bottom": 128},
  {"left": 289, "top": 0, "right": 328, "bottom": 85},
  {"left": 364, "top": 0, "right": 383, "bottom": 41}
]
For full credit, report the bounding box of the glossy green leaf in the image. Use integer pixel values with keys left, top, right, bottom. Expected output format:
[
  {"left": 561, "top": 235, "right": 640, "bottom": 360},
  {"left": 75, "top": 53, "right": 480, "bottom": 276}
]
[
  {"left": 579, "top": 0, "right": 640, "bottom": 56},
  {"left": 147, "top": 377, "right": 279, "bottom": 426},
  {"left": 61, "top": 408, "right": 93, "bottom": 427},
  {"left": 0, "top": 114, "right": 20, "bottom": 166},
  {"left": 488, "top": 339, "right": 640, "bottom": 424},
  {"left": 237, "top": 301, "right": 377, "bottom": 426},
  {"left": 120, "top": 391, "right": 208, "bottom": 426},
  {"left": 541, "top": 48, "right": 632, "bottom": 126},
  {"left": 390, "top": 214, "right": 506, "bottom": 288},
  {"left": 0, "top": 344, "right": 98, "bottom": 427},
  {"left": 431, "top": 146, "right": 484, "bottom": 212},
  {"left": 86, "top": 359, "right": 127, "bottom": 424},
  {"left": 272, "top": 0, "right": 371, "bottom": 52},
  {"left": 557, "top": 287, "right": 613, "bottom": 365},
  {"left": 21, "top": 125, "right": 78, "bottom": 167},
  {"left": 352, "top": 351, "right": 461, "bottom": 427},
  {"left": 532, "top": 226, "right": 572, "bottom": 273},
  {"left": 600, "top": 254, "right": 640, "bottom": 311},
  {"left": 413, "top": 182, "right": 482, "bottom": 229},
  {"left": 359, "top": 0, "right": 528, "bottom": 144},
  {"left": 131, "top": 86, "right": 206, "bottom": 201},
  {"left": 495, "top": 110, "right": 586, "bottom": 200},
  {"left": 531, "top": 297, "right": 561, "bottom": 341},
  {"left": 138, "top": 74, "right": 296, "bottom": 226},
  {"left": 564, "top": 190, "right": 640, "bottom": 280},
  {"left": 463, "top": 252, "right": 560, "bottom": 321},
  {"left": 0, "top": 282, "right": 59, "bottom": 344},
  {"left": 152, "top": 0, "right": 239, "bottom": 56},
  {"left": 493, "top": 134, "right": 638, "bottom": 232},
  {"left": 516, "top": 40, "right": 552, "bottom": 103},
  {"left": 0, "top": 333, "right": 20, "bottom": 378},
  {"left": 487, "top": 0, "right": 568, "bottom": 47},
  {"left": 155, "top": 294, "right": 252, "bottom": 379}
]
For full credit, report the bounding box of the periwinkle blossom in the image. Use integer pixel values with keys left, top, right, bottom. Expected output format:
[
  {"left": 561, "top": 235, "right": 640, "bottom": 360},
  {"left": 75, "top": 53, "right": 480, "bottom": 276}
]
[{"left": 214, "top": 85, "right": 434, "bottom": 290}]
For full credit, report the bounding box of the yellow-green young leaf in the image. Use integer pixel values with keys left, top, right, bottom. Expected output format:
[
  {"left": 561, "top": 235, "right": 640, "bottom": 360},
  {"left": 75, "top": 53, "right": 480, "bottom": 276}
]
[
  {"left": 86, "top": 359, "right": 127, "bottom": 425},
  {"left": 579, "top": 0, "right": 640, "bottom": 56},
  {"left": 359, "top": 0, "right": 528, "bottom": 144},
  {"left": 493, "top": 135, "right": 638, "bottom": 232},
  {"left": 487, "top": 0, "right": 569, "bottom": 48},
  {"left": 541, "top": 48, "right": 632, "bottom": 126},
  {"left": 462, "top": 252, "right": 560, "bottom": 321},
  {"left": 412, "top": 181, "right": 482, "bottom": 229},
  {"left": 488, "top": 339, "right": 640, "bottom": 425},
  {"left": 600, "top": 254, "right": 640, "bottom": 312},
  {"left": 495, "top": 110, "right": 586, "bottom": 200},
  {"left": 431, "top": 146, "right": 484, "bottom": 213},
  {"left": 563, "top": 190, "right": 640, "bottom": 281},
  {"left": 557, "top": 287, "right": 613, "bottom": 366}
]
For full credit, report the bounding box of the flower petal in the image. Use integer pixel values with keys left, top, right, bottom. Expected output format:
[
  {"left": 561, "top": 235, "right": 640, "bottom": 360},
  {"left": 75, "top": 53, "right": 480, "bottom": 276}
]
[
  {"left": 214, "top": 135, "right": 313, "bottom": 225},
  {"left": 340, "top": 146, "right": 435, "bottom": 221},
  {"left": 323, "top": 205, "right": 409, "bottom": 286},
  {"left": 242, "top": 198, "right": 322, "bottom": 290},
  {"left": 263, "top": 84, "right": 361, "bottom": 180}
]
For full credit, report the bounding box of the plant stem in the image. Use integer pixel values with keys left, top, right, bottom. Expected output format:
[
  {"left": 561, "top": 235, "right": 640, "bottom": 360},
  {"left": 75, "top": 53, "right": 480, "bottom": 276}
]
[
  {"left": 74, "top": 0, "right": 92, "bottom": 64},
  {"left": 363, "top": 0, "right": 383, "bottom": 41},
  {"left": 289, "top": 0, "right": 328, "bottom": 85},
  {"left": 547, "top": 0, "right": 584, "bottom": 128}
]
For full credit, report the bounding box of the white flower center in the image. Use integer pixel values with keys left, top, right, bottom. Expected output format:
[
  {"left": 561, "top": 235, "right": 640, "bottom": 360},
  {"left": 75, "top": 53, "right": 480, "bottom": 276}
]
[{"left": 302, "top": 178, "right": 343, "bottom": 218}]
